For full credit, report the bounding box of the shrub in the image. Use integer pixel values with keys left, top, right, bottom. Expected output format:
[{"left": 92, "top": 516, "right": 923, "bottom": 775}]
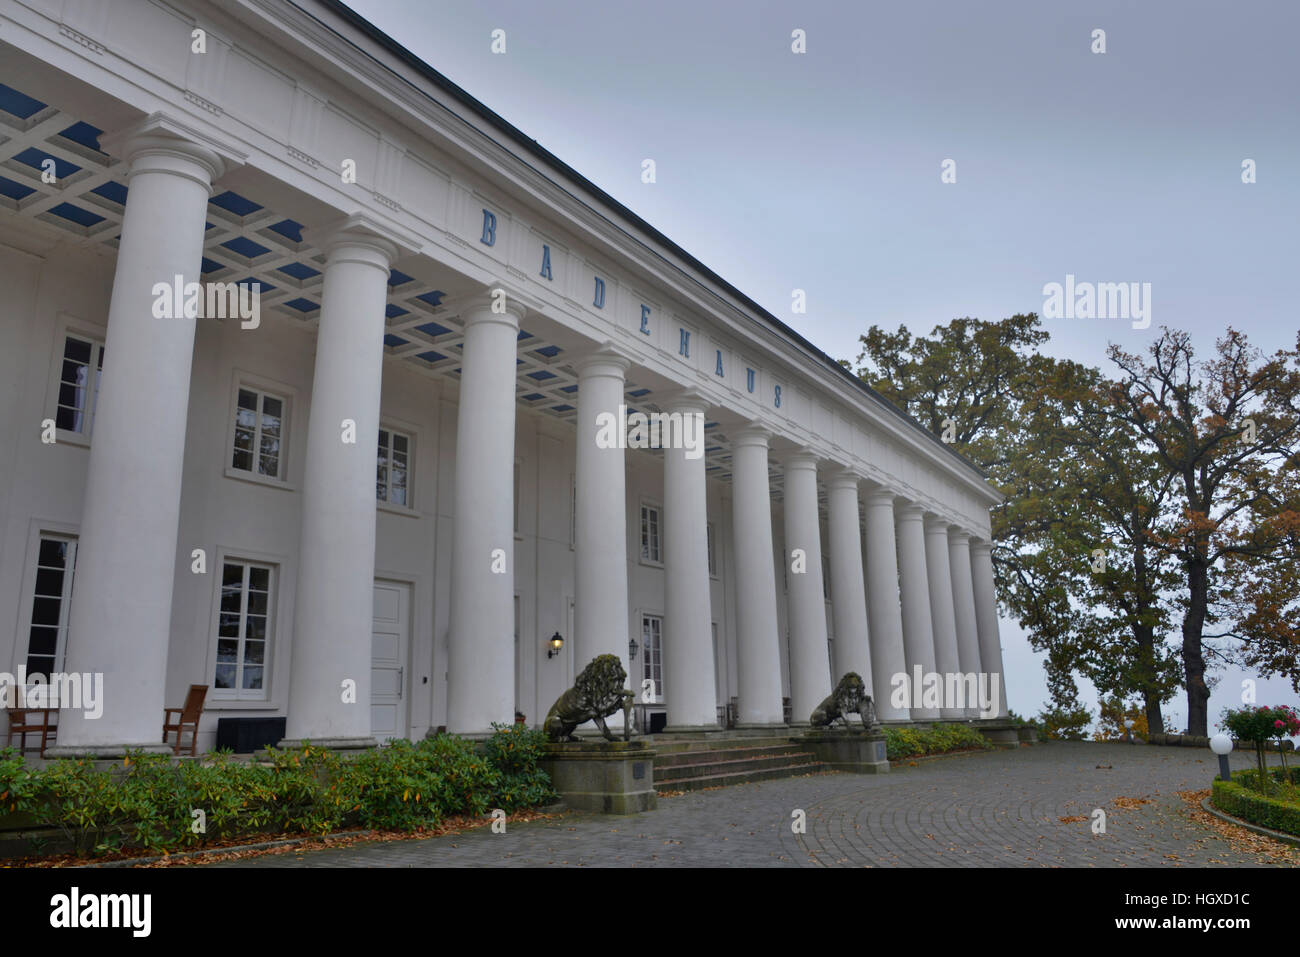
[
  {"left": 1221, "top": 706, "right": 1300, "bottom": 796},
  {"left": 1092, "top": 696, "right": 1149, "bottom": 742},
  {"left": 1035, "top": 704, "right": 1093, "bottom": 741},
  {"left": 884, "top": 723, "right": 993, "bottom": 760},
  {"left": 0, "top": 726, "right": 557, "bottom": 858},
  {"left": 1211, "top": 767, "right": 1300, "bottom": 837}
]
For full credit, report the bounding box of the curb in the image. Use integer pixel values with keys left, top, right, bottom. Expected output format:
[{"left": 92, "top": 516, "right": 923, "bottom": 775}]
[
  {"left": 82, "top": 830, "right": 381, "bottom": 868},
  {"left": 1199, "top": 797, "right": 1300, "bottom": 849}
]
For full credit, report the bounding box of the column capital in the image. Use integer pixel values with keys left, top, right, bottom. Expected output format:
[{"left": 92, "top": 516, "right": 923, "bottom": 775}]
[
  {"left": 784, "top": 447, "right": 822, "bottom": 471},
  {"left": 970, "top": 538, "right": 994, "bottom": 556},
  {"left": 660, "top": 387, "right": 711, "bottom": 416},
  {"left": 924, "top": 513, "right": 951, "bottom": 533},
  {"left": 824, "top": 466, "right": 861, "bottom": 491},
  {"left": 460, "top": 285, "right": 528, "bottom": 330},
  {"left": 895, "top": 502, "right": 927, "bottom": 523},
  {"left": 306, "top": 212, "right": 417, "bottom": 271},
  {"left": 731, "top": 423, "right": 773, "bottom": 448},
  {"left": 573, "top": 342, "right": 631, "bottom": 377},
  {"left": 862, "top": 486, "right": 898, "bottom": 508},
  {"left": 101, "top": 111, "right": 246, "bottom": 192},
  {"left": 949, "top": 528, "right": 972, "bottom": 545}
]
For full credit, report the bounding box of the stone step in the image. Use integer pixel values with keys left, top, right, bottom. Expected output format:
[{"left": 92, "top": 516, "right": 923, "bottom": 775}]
[
  {"left": 647, "top": 736, "right": 798, "bottom": 755},
  {"left": 654, "top": 744, "right": 811, "bottom": 768},
  {"left": 655, "top": 751, "right": 819, "bottom": 780},
  {"left": 655, "top": 761, "right": 827, "bottom": 792}
]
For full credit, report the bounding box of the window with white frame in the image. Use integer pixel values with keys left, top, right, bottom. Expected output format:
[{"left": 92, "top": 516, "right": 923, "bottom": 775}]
[
  {"left": 377, "top": 427, "right": 411, "bottom": 506},
  {"left": 54, "top": 333, "right": 104, "bottom": 438},
  {"left": 24, "top": 535, "right": 77, "bottom": 681},
  {"left": 215, "top": 560, "right": 274, "bottom": 698},
  {"left": 641, "top": 614, "right": 664, "bottom": 703},
  {"left": 231, "top": 387, "right": 286, "bottom": 479},
  {"left": 640, "top": 503, "right": 662, "bottom": 564},
  {"left": 706, "top": 522, "right": 718, "bottom": 577}
]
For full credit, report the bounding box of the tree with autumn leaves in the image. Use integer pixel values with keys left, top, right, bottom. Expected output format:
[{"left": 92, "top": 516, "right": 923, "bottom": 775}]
[{"left": 848, "top": 316, "right": 1300, "bottom": 736}]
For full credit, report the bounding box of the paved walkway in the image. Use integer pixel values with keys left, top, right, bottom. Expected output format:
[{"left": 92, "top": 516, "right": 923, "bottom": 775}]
[{"left": 201, "top": 742, "right": 1293, "bottom": 867}]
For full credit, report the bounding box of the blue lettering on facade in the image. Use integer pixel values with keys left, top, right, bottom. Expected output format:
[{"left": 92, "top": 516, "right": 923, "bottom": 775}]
[
  {"left": 774, "top": 384, "right": 782, "bottom": 408},
  {"left": 715, "top": 350, "right": 724, "bottom": 376},
  {"left": 540, "top": 244, "right": 552, "bottom": 280},
  {"left": 679, "top": 329, "right": 690, "bottom": 357},
  {"left": 480, "top": 209, "right": 497, "bottom": 246},
  {"left": 746, "top": 368, "right": 755, "bottom": 393},
  {"left": 640, "top": 304, "right": 651, "bottom": 335},
  {"left": 593, "top": 276, "right": 605, "bottom": 308}
]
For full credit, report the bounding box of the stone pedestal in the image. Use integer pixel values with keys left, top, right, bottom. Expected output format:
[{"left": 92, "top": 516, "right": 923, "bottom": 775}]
[
  {"left": 972, "top": 719, "right": 1020, "bottom": 749},
  {"left": 539, "top": 740, "right": 657, "bottom": 814},
  {"left": 800, "top": 729, "right": 890, "bottom": 774}
]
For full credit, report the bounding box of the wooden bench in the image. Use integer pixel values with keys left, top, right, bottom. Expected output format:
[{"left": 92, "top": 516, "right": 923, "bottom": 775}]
[
  {"left": 6, "top": 707, "right": 58, "bottom": 756},
  {"left": 162, "top": 684, "right": 208, "bottom": 756}
]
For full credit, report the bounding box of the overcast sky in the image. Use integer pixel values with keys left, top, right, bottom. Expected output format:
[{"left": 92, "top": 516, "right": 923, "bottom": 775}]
[{"left": 344, "top": 0, "right": 1300, "bottom": 731}]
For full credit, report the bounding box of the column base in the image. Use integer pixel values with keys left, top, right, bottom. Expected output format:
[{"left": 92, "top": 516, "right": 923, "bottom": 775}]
[
  {"left": 735, "top": 722, "right": 791, "bottom": 732},
  {"left": 277, "top": 736, "right": 378, "bottom": 751},
  {"left": 44, "top": 743, "right": 175, "bottom": 759}
]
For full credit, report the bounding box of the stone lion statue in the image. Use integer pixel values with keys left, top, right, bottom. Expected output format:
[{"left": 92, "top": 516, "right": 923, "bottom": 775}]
[
  {"left": 809, "top": 672, "right": 878, "bottom": 730},
  {"left": 544, "top": 653, "right": 635, "bottom": 742}
]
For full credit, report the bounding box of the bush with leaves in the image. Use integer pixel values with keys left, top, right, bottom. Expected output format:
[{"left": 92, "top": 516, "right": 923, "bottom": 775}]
[
  {"left": 884, "top": 723, "right": 994, "bottom": 760},
  {"left": 0, "top": 725, "right": 557, "bottom": 858}
]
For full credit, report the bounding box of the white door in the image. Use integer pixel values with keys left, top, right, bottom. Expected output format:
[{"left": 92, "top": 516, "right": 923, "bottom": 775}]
[{"left": 371, "top": 580, "right": 410, "bottom": 741}]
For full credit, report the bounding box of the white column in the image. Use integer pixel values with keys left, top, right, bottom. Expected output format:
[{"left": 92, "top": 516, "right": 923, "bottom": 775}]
[
  {"left": 896, "top": 504, "right": 940, "bottom": 720},
  {"left": 662, "top": 391, "right": 717, "bottom": 730},
  {"left": 864, "top": 488, "right": 910, "bottom": 721},
  {"left": 51, "top": 116, "right": 236, "bottom": 755},
  {"left": 783, "top": 451, "right": 831, "bottom": 725},
  {"left": 825, "top": 469, "right": 872, "bottom": 694},
  {"left": 445, "top": 292, "right": 527, "bottom": 734},
  {"left": 924, "top": 517, "right": 964, "bottom": 720},
  {"left": 574, "top": 346, "right": 631, "bottom": 706},
  {"left": 948, "top": 528, "right": 982, "bottom": 718},
  {"left": 730, "top": 426, "right": 784, "bottom": 726},
  {"left": 283, "top": 216, "right": 401, "bottom": 746},
  {"left": 971, "top": 538, "right": 1010, "bottom": 718}
]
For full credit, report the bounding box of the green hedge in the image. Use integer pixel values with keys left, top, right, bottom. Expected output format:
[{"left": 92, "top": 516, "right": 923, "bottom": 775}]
[
  {"left": 1210, "top": 767, "right": 1300, "bottom": 837},
  {"left": 884, "top": 723, "right": 995, "bottom": 761},
  {"left": 0, "top": 723, "right": 556, "bottom": 858}
]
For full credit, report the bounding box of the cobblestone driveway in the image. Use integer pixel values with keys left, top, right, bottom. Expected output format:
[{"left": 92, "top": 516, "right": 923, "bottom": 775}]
[{"left": 203, "top": 742, "right": 1294, "bottom": 868}]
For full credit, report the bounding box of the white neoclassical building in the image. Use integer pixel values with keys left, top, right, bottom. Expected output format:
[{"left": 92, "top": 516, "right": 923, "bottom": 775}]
[{"left": 0, "top": 0, "right": 1008, "bottom": 756}]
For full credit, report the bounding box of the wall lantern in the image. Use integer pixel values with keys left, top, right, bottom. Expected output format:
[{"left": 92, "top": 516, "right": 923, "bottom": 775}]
[
  {"left": 628, "top": 637, "right": 639, "bottom": 659},
  {"left": 547, "top": 632, "right": 564, "bottom": 658}
]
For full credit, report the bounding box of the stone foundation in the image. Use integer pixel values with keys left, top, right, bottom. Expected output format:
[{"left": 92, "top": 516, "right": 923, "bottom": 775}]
[
  {"left": 539, "top": 740, "right": 657, "bottom": 814},
  {"left": 799, "top": 729, "right": 890, "bottom": 773}
]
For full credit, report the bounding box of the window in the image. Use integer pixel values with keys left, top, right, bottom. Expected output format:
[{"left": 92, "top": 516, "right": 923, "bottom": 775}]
[
  {"left": 514, "top": 462, "right": 521, "bottom": 534},
  {"left": 55, "top": 334, "right": 104, "bottom": 438},
  {"left": 25, "top": 535, "right": 77, "bottom": 681},
  {"left": 215, "top": 561, "right": 274, "bottom": 698},
  {"left": 640, "top": 503, "right": 662, "bottom": 564},
  {"left": 822, "top": 553, "right": 831, "bottom": 600},
  {"left": 231, "top": 387, "right": 285, "bottom": 479},
  {"left": 377, "top": 427, "right": 411, "bottom": 506},
  {"left": 641, "top": 614, "right": 663, "bottom": 702},
  {"left": 706, "top": 522, "right": 718, "bottom": 577}
]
